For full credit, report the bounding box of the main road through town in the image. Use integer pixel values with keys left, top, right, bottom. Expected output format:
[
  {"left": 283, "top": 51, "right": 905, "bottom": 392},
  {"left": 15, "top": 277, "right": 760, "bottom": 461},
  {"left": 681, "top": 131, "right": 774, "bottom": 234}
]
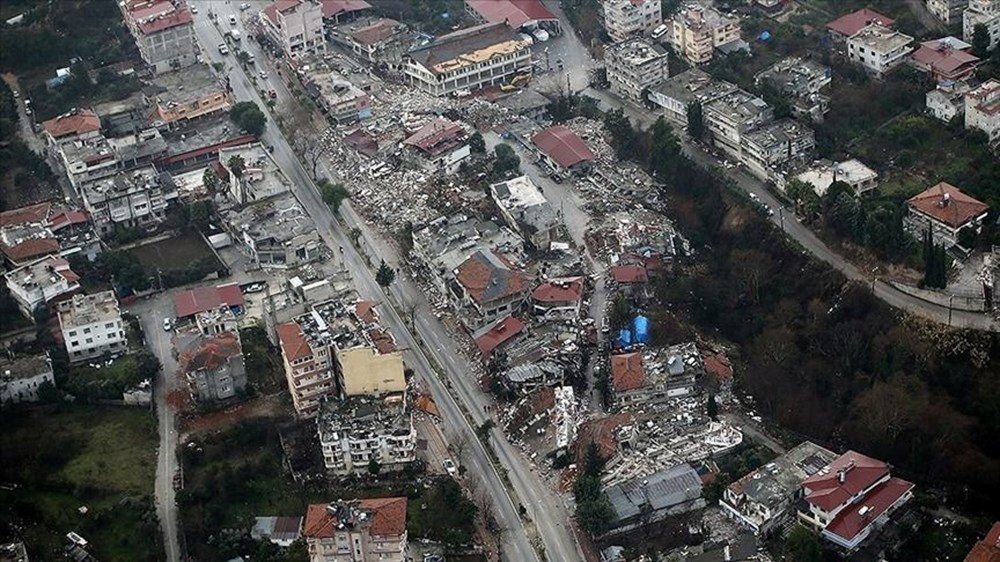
[{"left": 192, "top": 10, "right": 584, "bottom": 562}]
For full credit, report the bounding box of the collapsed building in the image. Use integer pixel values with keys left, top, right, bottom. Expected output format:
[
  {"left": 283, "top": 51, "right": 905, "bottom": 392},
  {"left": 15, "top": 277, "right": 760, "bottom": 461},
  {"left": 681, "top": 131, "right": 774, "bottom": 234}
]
[{"left": 317, "top": 392, "right": 417, "bottom": 476}]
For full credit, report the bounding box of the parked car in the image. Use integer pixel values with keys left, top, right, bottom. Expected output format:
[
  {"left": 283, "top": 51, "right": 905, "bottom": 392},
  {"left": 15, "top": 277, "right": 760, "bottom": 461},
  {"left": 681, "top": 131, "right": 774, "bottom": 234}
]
[
  {"left": 229, "top": 14, "right": 237, "bottom": 25},
  {"left": 218, "top": 43, "right": 229, "bottom": 55},
  {"left": 443, "top": 459, "right": 458, "bottom": 476},
  {"left": 190, "top": 5, "right": 198, "bottom": 14},
  {"left": 163, "top": 318, "right": 173, "bottom": 331},
  {"left": 240, "top": 2, "right": 251, "bottom": 10},
  {"left": 243, "top": 283, "right": 266, "bottom": 294}
]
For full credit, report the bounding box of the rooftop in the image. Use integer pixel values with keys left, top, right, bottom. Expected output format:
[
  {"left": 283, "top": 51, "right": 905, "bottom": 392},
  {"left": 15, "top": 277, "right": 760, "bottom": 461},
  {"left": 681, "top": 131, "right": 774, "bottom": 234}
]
[
  {"left": 413, "top": 215, "right": 523, "bottom": 276},
  {"left": 532, "top": 277, "right": 584, "bottom": 303},
  {"left": 282, "top": 299, "right": 388, "bottom": 359},
  {"left": 612, "top": 263, "right": 648, "bottom": 284},
  {"left": 303, "top": 65, "right": 369, "bottom": 108},
  {"left": 531, "top": 125, "right": 596, "bottom": 169},
  {"left": 227, "top": 193, "right": 315, "bottom": 245},
  {"left": 705, "top": 89, "right": 771, "bottom": 126},
  {"left": 728, "top": 441, "right": 837, "bottom": 510},
  {"left": 124, "top": 0, "right": 193, "bottom": 35},
  {"left": 465, "top": 0, "right": 557, "bottom": 28},
  {"left": 611, "top": 352, "right": 644, "bottom": 392},
  {"left": 755, "top": 57, "right": 831, "bottom": 97},
  {"left": 965, "top": 522, "right": 1000, "bottom": 562},
  {"left": 320, "top": 0, "right": 372, "bottom": 19},
  {"left": 824, "top": 477, "right": 914, "bottom": 543},
  {"left": 219, "top": 143, "right": 293, "bottom": 199},
  {"left": 4, "top": 256, "right": 80, "bottom": 295},
  {"left": 848, "top": 24, "right": 913, "bottom": 53},
  {"left": 967, "top": 79, "right": 1000, "bottom": 113},
  {"left": 57, "top": 290, "right": 120, "bottom": 329},
  {"left": 41, "top": 109, "right": 101, "bottom": 140},
  {"left": 673, "top": 3, "right": 739, "bottom": 30},
  {"left": 802, "top": 450, "right": 890, "bottom": 511},
  {"left": 177, "top": 330, "right": 242, "bottom": 375},
  {"left": 145, "top": 63, "right": 226, "bottom": 107},
  {"left": 607, "top": 37, "right": 668, "bottom": 66},
  {"left": 251, "top": 516, "right": 303, "bottom": 543},
  {"left": 742, "top": 119, "right": 814, "bottom": 150},
  {"left": 304, "top": 497, "right": 407, "bottom": 538},
  {"left": 473, "top": 315, "right": 525, "bottom": 355},
  {"left": 1, "top": 353, "right": 52, "bottom": 381},
  {"left": 81, "top": 165, "right": 177, "bottom": 205},
  {"left": 453, "top": 249, "right": 531, "bottom": 305},
  {"left": 795, "top": 159, "right": 878, "bottom": 196},
  {"left": 173, "top": 283, "right": 244, "bottom": 318},
  {"left": 907, "top": 182, "right": 989, "bottom": 228},
  {"left": 318, "top": 393, "right": 411, "bottom": 442},
  {"left": 403, "top": 117, "right": 466, "bottom": 156},
  {"left": 650, "top": 68, "right": 738, "bottom": 106},
  {"left": 262, "top": 0, "right": 306, "bottom": 27},
  {"left": 606, "top": 463, "right": 704, "bottom": 522},
  {"left": 408, "top": 23, "right": 528, "bottom": 76},
  {"left": 346, "top": 18, "right": 404, "bottom": 46},
  {"left": 827, "top": 8, "right": 894, "bottom": 37}
]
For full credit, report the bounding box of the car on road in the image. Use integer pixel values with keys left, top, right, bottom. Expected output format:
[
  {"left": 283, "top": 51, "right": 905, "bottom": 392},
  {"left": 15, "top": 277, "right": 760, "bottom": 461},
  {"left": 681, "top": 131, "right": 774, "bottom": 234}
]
[
  {"left": 190, "top": 5, "right": 197, "bottom": 13},
  {"left": 259, "top": 71, "right": 268, "bottom": 79},
  {"left": 242, "top": 283, "right": 266, "bottom": 294},
  {"left": 163, "top": 318, "right": 173, "bottom": 331},
  {"left": 218, "top": 43, "right": 229, "bottom": 55},
  {"left": 443, "top": 459, "right": 458, "bottom": 476},
  {"left": 240, "top": 2, "right": 251, "bottom": 10},
  {"left": 229, "top": 14, "right": 237, "bottom": 25}
]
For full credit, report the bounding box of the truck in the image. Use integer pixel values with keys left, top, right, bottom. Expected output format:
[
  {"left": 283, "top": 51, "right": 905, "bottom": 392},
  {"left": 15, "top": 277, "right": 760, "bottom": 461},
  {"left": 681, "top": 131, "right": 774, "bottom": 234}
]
[{"left": 229, "top": 29, "right": 241, "bottom": 41}]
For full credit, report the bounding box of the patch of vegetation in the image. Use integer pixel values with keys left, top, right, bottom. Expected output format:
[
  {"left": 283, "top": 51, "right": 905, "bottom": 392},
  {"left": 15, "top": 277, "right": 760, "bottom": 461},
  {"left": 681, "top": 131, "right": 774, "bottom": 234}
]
[
  {"left": 318, "top": 178, "right": 349, "bottom": 214},
  {"left": 574, "top": 443, "right": 616, "bottom": 536},
  {"left": 0, "top": 406, "right": 159, "bottom": 561},
  {"left": 230, "top": 101, "right": 267, "bottom": 137},
  {"left": 240, "top": 326, "right": 284, "bottom": 394},
  {"left": 62, "top": 351, "right": 160, "bottom": 400},
  {"left": 407, "top": 477, "right": 478, "bottom": 548},
  {"left": 561, "top": 0, "right": 608, "bottom": 50}
]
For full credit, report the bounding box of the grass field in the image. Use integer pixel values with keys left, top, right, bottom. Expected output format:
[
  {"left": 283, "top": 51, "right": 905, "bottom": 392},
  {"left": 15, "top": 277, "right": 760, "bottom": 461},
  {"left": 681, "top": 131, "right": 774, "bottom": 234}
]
[
  {"left": 0, "top": 405, "right": 159, "bottom": 561},
  {"left": 128, "top": 230, "right": 220, "bottom": 273}
]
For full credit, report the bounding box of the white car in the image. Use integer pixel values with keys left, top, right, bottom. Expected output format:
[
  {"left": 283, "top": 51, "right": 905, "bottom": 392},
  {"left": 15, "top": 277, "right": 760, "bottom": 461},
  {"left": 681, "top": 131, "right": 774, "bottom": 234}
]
[
  {"left": 259, "top": 71, "right": 268, "bottom": 79},
  {"left": 229, "top": 14, "right": 237, "bottom": 25},
  {"left": 218, "top": 43, "right": 229, "bottom": 55},
  {"left": 443, "top": 459, "right": 458, "bottom": 476},
  {"left": 163, "top": 318, "right": 173, "bottom": 332},
  {"left": 190, "top": 5, "right": 198, "bottom": 14}
]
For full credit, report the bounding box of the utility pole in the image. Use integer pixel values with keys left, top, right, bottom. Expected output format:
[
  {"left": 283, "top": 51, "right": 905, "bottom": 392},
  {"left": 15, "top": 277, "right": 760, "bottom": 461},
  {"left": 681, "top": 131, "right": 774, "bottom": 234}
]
[
  {"left": 948, "top": 295, "right": 954, "bottom": 326},
  {"left": 871, "top": 266, "right": 879, "bottom": 293}
]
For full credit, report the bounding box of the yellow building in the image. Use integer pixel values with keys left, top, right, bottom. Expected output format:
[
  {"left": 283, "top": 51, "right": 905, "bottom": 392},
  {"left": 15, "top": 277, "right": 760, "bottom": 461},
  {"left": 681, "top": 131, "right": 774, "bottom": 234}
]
[
  {"left": 145, "top": 63, "right": 232, "bottom": 126},
  {"left": 337, "top": 346, "right": 406, "bottom": 397}
]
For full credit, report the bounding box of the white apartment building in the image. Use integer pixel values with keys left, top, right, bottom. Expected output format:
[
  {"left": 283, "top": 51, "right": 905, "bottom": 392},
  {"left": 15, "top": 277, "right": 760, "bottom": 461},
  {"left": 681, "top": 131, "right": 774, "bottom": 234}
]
[
  {"left": 81, "top": 166, "right": 179, "bottom": 234},
  {"left": 261, "top": 0, "right": 327, "bottom": 57},
  {"left": 964, "top": 0, "right": 1000, "bottom": 51},
  {"left": 57, "top": 291, "right": 127, "bottom": 364},
  {"left": 704, "top": 89, "right": 773, "bottom": 160},
  {"left": 1, "top": 353, "right": 55, "bottom": 404},
  {"left": 318, "top": 393, "right": 417, "bottom": 476},
  {"left": 740, "top": 119, "right": 816, "bottom": 180},
  {"left": 403, "top": 23, "right": 531, "bottom": 97},
  {"left": 965, "top": 79, "right": 1000, "bottom": 144},
  {"left": 668, "top": 3, "right": 742, "bottom": 65},
  {"left": 847, "top": 24, "right": 915, "bottom": 77},
  {"left": 606, "top": 38, "right": 669, "bottom": 102},
  {"left": 927, "top": 81, "right": 971, "bottom": 122},
  {"left": 490, "top": 175, "right": 562, "bottom": 249},
  {"left": 304, "top": 499, "right": 408, "bottom": 562},
  {"left": 604, "top": 0, "right": 663, "bottom": 42},
  {"left": 120, "top": 0, "right": 197, "bottom": 74},
  {"left": 793, "top": 159, "right": 879, "bottom": 197},
  {"left": 647, "top": 68, "right": 738, "bottom": 128},
  {"left": 928, "top": 0, "right": 969, "bottom": 25},
  {"left": 3, "top": 256, "right": 81, "bottom": 318}
]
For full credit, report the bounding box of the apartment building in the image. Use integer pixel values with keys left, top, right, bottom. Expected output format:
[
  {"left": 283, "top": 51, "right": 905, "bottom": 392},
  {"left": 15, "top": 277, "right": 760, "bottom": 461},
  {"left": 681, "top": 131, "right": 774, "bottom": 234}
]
[
  {"left": 610, "top": 342, "right": 705, "bottom": 408},
  {"left": 226, "top": 194, "right": 323, "bottom": 269},
  {"left": 606, "top": 38, "right": 669, "bottom": 102},
  {"left": 41, "top": 110, "right": 120, "bottom": 190},
  {"left": 303, "top": 65, "right": 372, "bottom": 124},
  {"left": 57, "top": 291, "right": 127, "bottom": 364},
  {"left": 81, "top": 166, "right": 178, "bottom": 234},
  {"left": 401, "top": 117, "right": 470, "bottom": 175},
  {"left": 329, "top": 18, "right": 417, "bottom": 66},
  {"left": 755, "top": 57, "right": 832, "bottom": 121},
  {"left": 120, "top": 0, "right": 197, "bottom": 74},
  {"left": 145, "top": 63, "right": 233, "bottom": 126},
  {"left": 490, "top": 175, "right": 562, "bottom": 249},
  {"left": 176, "top": 328, "right": 246, "bottom": 402},
  {"left": 847, "top": 24, "right": 915, "bottom": 77},
  {"left": 911, "top": 37, "right": 980, "bottom": 82},
  {"left": 793, "top": 159, "right": 879, "bottom": 197},
  {"left": 262, "top": 0, "right": 327, "bottom": 57},
  {"left": 928, "top": 0, "right": 970, "bottom": 25},
  {"left": 964, "top": 0, "right": 1000, "bottom": 52},
  {"left": 3, "top": 256, "right": 81, "bottom": 318},
  {"left": 531, "top": 277, "right": 585, "bottom": 320},
  {"left": 41, "top": 109, "right": 102, "bottom": 148},
  {"left": 449, "top": 249, "right": 532, "bottom": 328},
  {"left": 965, "top": 79, "right": 1000, "bottom": 144},
  {"left": 219, "top": 143, "right": 293, "bottom": 204},
  {"left": 604, "top": 0, "right": 663, "bottom": 43},
  {"left": 668, "top": 3, "right": 742, "bottom": 65},
  {"left": 403, "top": 23, "right": 531, "bottom": 96},
  {"left": 826, "top": 8, "right": 895, "bottom": 42},
  {"left": 647, "top": 68, "right": 738, "bottom": 128},
  {"left": 797, "top": 450, "right": 914, "bottom": 551},
  {"left": 318, "top": 393, "right": 416, "bottom": 475},
  {"left": 1, "top": 353, "right": 55, "bottom": 404},
  {"left": 904, "top": 182, "right": 990, "bottom": 247},
  {"left": 303, "top": 498, "right": 407, "bottom": 562},
  {"left": 740, "top": 119, "right": 816, "bottom": 180},
  {"left": 927, "top": 81, "right": 971, "bottom": 122},
  {"left": 704, "top": 89, "right": 773, "bottom": 160}
]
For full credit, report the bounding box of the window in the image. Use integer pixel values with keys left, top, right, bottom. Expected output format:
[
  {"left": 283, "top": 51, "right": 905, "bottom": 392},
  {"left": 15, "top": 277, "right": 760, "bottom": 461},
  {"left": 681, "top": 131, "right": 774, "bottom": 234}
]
[
  {"left": 105, "top": 322, "right": 115, "bottom": 329},
  {"left": 83, "top": 327, "right": 91, "bottom": 334},
  {"left": 68, "top": 330, "right": 77, "bottom": 337},
  {"left": 71, "top": 341, "right": 79, "bottom": 347},
  {"left": 85, "top": 338, "right": 93, "bottom": 344}
]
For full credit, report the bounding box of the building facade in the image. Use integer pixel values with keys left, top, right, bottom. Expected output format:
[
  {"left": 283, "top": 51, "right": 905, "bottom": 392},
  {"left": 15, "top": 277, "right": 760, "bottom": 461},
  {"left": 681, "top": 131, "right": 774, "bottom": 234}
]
[
  {"left": 604, "top": 0, "right": 663, "bottom": 43},
  {"left": 927, "top": 81, "right": 971, "bottom": 122},
  {"left": 904, "top": 182, "right": 990, "bottom": 247},
  {"left": 3, "top": 256, "right": 81, "bottom": 318},
  {"left": 401, "top": 118, "right": 471, "bottom": 175},
  {"left": 81, "top": 166, "right": 178, "bottom": 234},
  {"left": 606, "top": 38, "right": 669, "bottom": 102},
  {"left": 704, "top": 89, "right": 773, "bottom": 161},
  {"left": 647, "top": 69, "right": 738, "bottom": 128},
  {"left": 1, "top": 353, "right": 55, "bottom": 404},
  {"left": 964, "top": 0, "right": 1000, "bottom": 52},
  {"left": 303, "top": 498, "right": 408, "bottom": 562},
  {"left": 177, "top": 329, "right": 247, "bottom": 402},
  {"left": 120, "top": 0, "right": 197, "bottom": 74},
  {"left": 847, "top": 24, "right": 915, "bottom": 77},
  {"left": 928, "top": 0, "right": 969, "bottom": 24},
  {"left": 146, "top": 64, "right": 233, "bottom": 126},
  {"left": 261, "top": 0, "right": 327, "bottom": 57},
  {"left": 668, "top": 3, "right": 742, "bottom": 65},
  {"left": 965, "top": 79, "right": 1000, "bottom": 144},
  {"left": 318, "top": 394, "right": 416, "bottom": 475},
  {"left": 740, "top": 119, "right": 816, "bottom": 180},
  {"left": 489, "top": 175, "right": 562, "bottom": 249},
  {"left": 57, "top": 291, "right": 127, "bottom": 364}
]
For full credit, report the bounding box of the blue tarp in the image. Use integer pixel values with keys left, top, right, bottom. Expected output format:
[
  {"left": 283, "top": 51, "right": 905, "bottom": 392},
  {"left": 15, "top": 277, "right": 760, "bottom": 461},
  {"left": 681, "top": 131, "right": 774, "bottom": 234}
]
[
  {"left": 758, "top": 30, "right": 771, "bottom": 41},
  {"left": 633, "top": 315, "right": 649, "bottom": 344},
  {"left": 617, "top": 328, "right": 632, "bottom": 347}
]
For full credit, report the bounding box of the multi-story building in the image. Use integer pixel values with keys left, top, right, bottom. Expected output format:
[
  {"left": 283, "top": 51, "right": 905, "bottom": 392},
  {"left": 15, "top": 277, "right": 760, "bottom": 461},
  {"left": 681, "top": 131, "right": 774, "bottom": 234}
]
[
  {"left": 145, "top": 63, "right": 233, "bottom": 127},
  {"left": 704, "top": 89, "right": 773, "bottom": 160},
  {"left": 904, "top": 181, "right": 990, "bottom": 247},
  {"left": 668, "top": 3, "right": 742, "bottom": 65},
  {"left": 80, "top": 166, "right": 178, "bottom": 234},
  {"left": 57, "top": 291, "right": 127, "bottom": 364},
  {"left": 797, "top": 450, "right": 915, "bottom": 551},
  {"left": 318, "top": 393, "right": 416, "bottom": 475},
  {"left": 277, "top": 300, "right": 405, "bottom": 417},
  {"left": 303, "top": 498, "right": 408, "bottom": 562},
  {"left": 740, "top": 119, "right": 816, "bottom": 180},
  {"left": 3, "top": 256, "right": 81, "bottom": 318},
  {"left": 531, "top": 277, "right": 584, "bottom": 320},
  {"left": 403, "top": 23, "right": 531, "bottom": 96},
  {"left": 261, "top": 0, "right": 327, "bottom": 57},
  {"left": 928, "top": 0, "right": 970, "bottom": 25},
  {"left": 927, "top": 80, "right": 972, "bottom": 122},
  {"left": 826, "top": 8, "right": 895, "bottom": 43},
  {"left": 303, "top": 65, "right": 371, "bottom": 124},
  {"left": 965, "top": 79, "right": 1000, "bottom": 144},
  {"left": 606, "top": 38, "right": 669, "bottom": 102},
  {"left": 1, "top": 353, "right": 55, "bottom": 404},
  {"left": 176, "top": 328, "right": 246, "bottom": 402},
  {"left": 721, "top": 441, "right": 837, "bottom": 535},
  {"left": 604, "top": 0, "right": 663, "bottom": 42},
  {"left": 911, "top": 37, "right": 981, "bottom": 82},
  {"left": 41, "top": 109, "right": 102, "bottom": 148},
  {"left": 610, "top": 342, "right": 705, "bottom": 408},
  {"left": 56, "top": 134, "right": 120, "bottom": 191},
  {"left": 219, "top": 143, "right": 293, "bottom": 204},
  {"left": 401, "top": 117, "right": 470, "bottom": 175},
  {"left": 120, "top": 0, "right": 196, "bottom": 74},
  {"left": 329, "top": 18, "right": 417, "bottom": 66},
  {"left": 964, "top": 0, "right": 1000, "bottom": 52},
  {"left": 531, "top": 125, "right": 597, "bottom": 175},
  {"left": 647, "top": 68, "right": 738, "bottom": 128},
  {"left": 755, "top": 57, "right": 832, "bottom": 121},
  {"left": 226, "top": 194, "right": 323, "bottom": 269},
  {"left": 490, "top": 175, "right": 562, "bottom": 249},
  {"left": 847, "top": 24, "right": 915, "bottom": 77},
  {"left": 792, "top": 159, "right": 879, "bottom": 197},
  {"left": 449, "top": 249, "right": 532, "bottom": 328}
]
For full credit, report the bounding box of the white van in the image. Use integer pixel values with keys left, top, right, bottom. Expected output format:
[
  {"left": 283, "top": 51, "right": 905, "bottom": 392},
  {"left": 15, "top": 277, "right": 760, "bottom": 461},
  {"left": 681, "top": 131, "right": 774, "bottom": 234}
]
[
  {"left": 532, "top": 29, "right": 550, "bottom": 42},
  {"left": 651, "top": 24, "right": 668, "bottom": 40}
]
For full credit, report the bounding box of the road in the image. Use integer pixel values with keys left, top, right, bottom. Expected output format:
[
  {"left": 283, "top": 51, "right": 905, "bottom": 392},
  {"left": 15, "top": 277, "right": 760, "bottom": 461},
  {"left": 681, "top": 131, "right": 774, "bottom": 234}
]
[
  {"left": 582, "top": 88, "right": 999, "bottom": 332},
  {"left": 190, "top": 12, "right": 578, "bottom": 562}
]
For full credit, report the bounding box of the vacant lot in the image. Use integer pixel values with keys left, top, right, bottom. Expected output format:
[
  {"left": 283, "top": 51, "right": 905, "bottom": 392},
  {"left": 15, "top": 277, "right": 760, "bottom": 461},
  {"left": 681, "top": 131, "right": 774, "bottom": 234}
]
[
  {"left": 0, "top": 405, "right": 159, "bottom": 561},
  {"left": 129, "top": 230, "right": 219, "bottom": 272}
]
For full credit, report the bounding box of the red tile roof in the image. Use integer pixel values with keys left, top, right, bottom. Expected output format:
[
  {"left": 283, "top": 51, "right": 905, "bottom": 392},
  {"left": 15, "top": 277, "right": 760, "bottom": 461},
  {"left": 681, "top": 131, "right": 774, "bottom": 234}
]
[
  {"left": 454, "top": 250, "right": 530, "bottom": 305},
  {"left": 181, "top": 331, "right": 242, "bottom": 373},
  {"left": 263, "top": 0, "right": 301, "bottom": 27},
  {"left": 824, "top": 477, "right": 914, "bottom": 543},
  {"left": 414, "top": 393, "right": 440, "bottom": 417},
  {"left": 574, "top": 413, "right": 632, "bottom": 463},
  {"left": 907, "top": 182, "right": 989, "bottom": 229},
  {"left": 531, "top": 125, "right": 596, "bottom": 170},
  {"left": 304, "top": 498, "right": 407, "bottom": 538},
  {"left": 355, "top": 300, "right": 378, "bottom": 324},
  {"left": 802, "top": 450, "right": 890, "bottom": 512},
  {"left": 41, "top": 110, "right": 101, "bottom": 140},
  {"left": 473, "top": 315, "right": 525, "bottom": 355},
  {"left": 0, "top": 202, "right": 51, "bottom": 227},
  {"left": 369, "top": 328, "right": 396, "bottom": 354},
  {"left": 611, "top": 352, "right": 644, "bottom": 392},
  {"left": 612, "top": 264, "right": 648, "bottom": 284},
  {"left": 531, "top": 277, "right": 584, "bottom": 303},
  {"left": 912, "top": 40, "right": 979, "bottom": 76},
  {"left": 827, "top": 8, "right": 894, "bottom": 37},
  {"left": 136, "top": 4, "right": 192, "bottom": 34},
  {"left": 403, "top": 117, "right": 465, "bottom": 156},
  {"left": 965, "top": 522, "right": 1000, "bottom": 562},
  {"left": 277, "top": 322, "right": 311, "bottom": 363},
  {"left": 47, "top": 210, "right": 90, "bottom": 232},
  {"left": 1, "top": 237, "right": 60, "bottom": 263},
  {"left": 173, "top": 284, "right": 244, "bottom": 318},
  {"left": 320, "top": 0, "right": 372, "bottom": 19},
  {"left": 466, "top": 0, "right": 557, "bottom": 28}
]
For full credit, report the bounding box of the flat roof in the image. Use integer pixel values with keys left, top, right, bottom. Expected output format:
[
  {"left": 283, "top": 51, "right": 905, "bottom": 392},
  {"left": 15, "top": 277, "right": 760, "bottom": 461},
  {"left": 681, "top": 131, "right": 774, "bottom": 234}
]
[
  {"left": 408, "top": 23, "right": 528, "bottom": 76},
  {"left": 57, "top": 290, "right": 120, "bottom": 329},
  {"left": 146, "top": 63, "right": 226, "bottom": 106},
  {"left": 650, "top": 68, "right": 738, "bottom": 106},
  {"left": 848, "top": 24, "right": 913, "bottom": 53}
]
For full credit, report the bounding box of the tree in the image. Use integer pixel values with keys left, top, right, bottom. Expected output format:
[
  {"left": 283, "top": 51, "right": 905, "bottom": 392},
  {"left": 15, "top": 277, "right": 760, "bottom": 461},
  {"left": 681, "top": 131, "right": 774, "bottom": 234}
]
[
  {"left": 476, "top": 419, "right": 495, "bottom": 441},
  {"left": 202, "top": 168, "right": 220, "bottom": 196},
  {"left": 376, "top": 260, "right": 396, "bottom": 288},
  {"left": 492, "top": 143, "right": 521, "bottom": 178},
  {"left": 973, "top": 23, "right": 990, "bottom": 58},
  {"left": 318, "top": 178, "right": 349, "bottom": 214},
  {"left": 785, "top": 526, "right": 823, "bottom": 562},
  {"left": 707, "top": 393, "right": 718, "bottom": 420},
  {"left": 230, "top": 101, "right": 266, "bottom": 137},
  {"left": 188, "top": 200, "right": 212, "bottom": 231},
  {"left": 367, "top": 458, "right": 382, "bottom": 476},
  {"left": 228, "top": 155, "right": 245, "bottom": 180},
  {"left": 469, "top": 131, "right": 486, "bottom": 154},
  {"left": 687, "top": 101, "right": 705, "bottom": 140}
]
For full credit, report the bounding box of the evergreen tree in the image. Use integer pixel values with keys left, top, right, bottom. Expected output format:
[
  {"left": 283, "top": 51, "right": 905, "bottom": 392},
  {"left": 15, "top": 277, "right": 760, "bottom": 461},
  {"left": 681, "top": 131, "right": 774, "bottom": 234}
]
[{"left": 687, "top": 101, "right": 704, "bottom": 140}]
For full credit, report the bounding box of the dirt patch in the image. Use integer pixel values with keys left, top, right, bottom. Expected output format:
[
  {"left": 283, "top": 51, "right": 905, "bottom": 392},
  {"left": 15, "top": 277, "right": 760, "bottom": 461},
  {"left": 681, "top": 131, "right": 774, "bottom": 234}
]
[
  {"left": 180, "top": 393, "right": 288, "bottom": 439},
  {"left": 166, "top": 388, "right": 190, "bottom": 409}
]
